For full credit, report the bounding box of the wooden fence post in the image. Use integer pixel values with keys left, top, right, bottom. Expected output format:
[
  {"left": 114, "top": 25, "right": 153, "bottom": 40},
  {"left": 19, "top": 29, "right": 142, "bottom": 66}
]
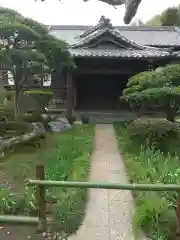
[
  {"left": 66, "top": 71, "right": 73, "bottom": 119},
  {"left": 36, "top": 164, "right": 46, "bottom": 233}
]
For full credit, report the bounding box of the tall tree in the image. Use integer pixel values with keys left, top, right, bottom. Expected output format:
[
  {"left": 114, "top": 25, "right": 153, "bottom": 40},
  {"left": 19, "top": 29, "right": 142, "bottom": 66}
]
[
  {"left": 0, "top": 7, "right": 73, "bottom": 118},
  {"left": 161, "top": 7, "right": 180, "bottom": 26},
  {"left": 146, "top": 5, "right": 180, "bottom": 26},
  {"left": 22, "top": 17, "right": 74, "bottom": 81},
  {"left": 0, "top": 8, "right": 47, "bottom": 117}
]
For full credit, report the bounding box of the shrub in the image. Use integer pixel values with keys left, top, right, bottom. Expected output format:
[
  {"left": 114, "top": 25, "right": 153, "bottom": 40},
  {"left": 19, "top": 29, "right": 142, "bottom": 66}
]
[
  {"left": 114, "top": 123, "right": 180, "bottom": 240},
  {"left": 0, "top": 121, "right": 32, "bottom": 137},
  {"left": 81, "top": 115, "right": 89, "bottom": 124},
  {"left": 23, "top": 113, "right": 42, "bottom": 123},
  {"left": 24, "top": 90, "right": 53, "bottom": 112},
  {"left": 121, "top": 64, "right": 180, "bottom": 122},
  {"left": 0, "top": 109, "right": 14, "bottom": 121},
  {"left": 134, "top": 193, "right": 169, "bottom": 237},
  {"left": 128, "top": 119, "right": 180, "bottom": 153},
  {"left": 6, "top": 121, "right": 31, "bottom": 132},
  {"left": 133, "top": 192, "right": 176, "bottom": 240}
]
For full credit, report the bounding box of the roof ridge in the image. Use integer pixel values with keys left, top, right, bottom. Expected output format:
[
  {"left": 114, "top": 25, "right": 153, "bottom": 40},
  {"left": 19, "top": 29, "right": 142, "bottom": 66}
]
[
  {"left": 49, "top": 24, "right": 176, "bottom": 32},
  {"left": 116, "top": 26, "right": 177, "bottom": 31},
  {"left": 49, "top": 25, "right": 91, "bottom": 31},
  {"left": 79, "top": 16, "right": 113, "bottom": 38}
]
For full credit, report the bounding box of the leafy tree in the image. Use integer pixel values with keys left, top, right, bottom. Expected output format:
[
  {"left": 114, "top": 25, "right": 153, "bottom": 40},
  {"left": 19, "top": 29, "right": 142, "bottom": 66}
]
[
  {"left": 22, "top": 17, "right": 74, "bottom": 82},
  {"left": 146, "top": 5, "right": 180, "bottom": 26},
  {"left": 121, "top": 64, "right": 180, "bottom": 122},
  {"left": 0, "top": 8, "right": 47, "bottom": 117},
  {"left": 24, "top": 89, "right": 53, "bottom": 112},
  {"left": 161, "top": 7, "right": 180, "bottom": 26},
  {"left": 36, "top": 34, "right": 74, "bottom": 88},
  {"left": 0, "top": 7, "right": 73, "bottom": 118}
]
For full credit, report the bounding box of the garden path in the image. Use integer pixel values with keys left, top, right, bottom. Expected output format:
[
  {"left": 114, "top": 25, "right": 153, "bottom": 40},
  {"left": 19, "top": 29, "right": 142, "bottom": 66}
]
[
  {"left": 0, "top": 124, "right": 145, "bottom": 240},
  {"left": 69, "top": 124, "right": 138, "bottom": 240}
]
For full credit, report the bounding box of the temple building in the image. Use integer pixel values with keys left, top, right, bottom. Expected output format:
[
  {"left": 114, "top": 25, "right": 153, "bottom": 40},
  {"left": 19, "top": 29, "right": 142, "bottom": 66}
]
[{"left": 5, "top": 17, "right": 180, "bottom": 115}]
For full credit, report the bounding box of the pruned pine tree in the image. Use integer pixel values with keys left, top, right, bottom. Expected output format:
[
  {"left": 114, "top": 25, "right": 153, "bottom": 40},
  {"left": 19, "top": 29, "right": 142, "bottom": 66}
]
[
  {"left": 0, "top": 8, "right": 48, "bottom": 117},
  {"left": 121, "top": 64, "right": 180, "bottom": 122},
  {"left": 0, "top": 7, "right": 73, "bottom": 118}
]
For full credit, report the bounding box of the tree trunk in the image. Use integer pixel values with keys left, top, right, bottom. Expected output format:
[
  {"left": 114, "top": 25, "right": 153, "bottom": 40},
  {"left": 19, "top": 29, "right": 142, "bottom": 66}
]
[
  {"left": 14, "top": 88, "right": 24, "bottom": 119},
  {"left": 14, "top": 68, "right": 25, "bottom": 119},
  {"left": 14, "top": 89, "right": 20, "bottom": 119}
]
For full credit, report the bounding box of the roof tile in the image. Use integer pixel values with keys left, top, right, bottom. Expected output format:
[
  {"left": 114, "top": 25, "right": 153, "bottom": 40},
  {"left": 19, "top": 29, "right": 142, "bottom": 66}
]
[
  {"left": 70, "top": 48, "right": 180, "bottom": 59},
  {"left": 50, "top": 25, "right": 180, "bottom": 47}
]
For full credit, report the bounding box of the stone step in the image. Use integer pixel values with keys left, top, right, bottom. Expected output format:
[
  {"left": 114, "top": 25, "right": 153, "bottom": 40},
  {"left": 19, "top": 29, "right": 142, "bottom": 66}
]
[
  {"left": 75, "top": 111, "right": 136, "bottom": 123},
  {"left": 89, "top": 115, "right": 136, "bottom": 124}
]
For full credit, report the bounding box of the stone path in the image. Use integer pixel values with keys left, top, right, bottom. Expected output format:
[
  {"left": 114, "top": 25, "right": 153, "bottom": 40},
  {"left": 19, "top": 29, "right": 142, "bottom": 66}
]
[
  {"left": 0, "top": 124, "right": 142, "bottom": 240},
  {"left": 69, "top": 124, "right": 136, "bottom": 240}
]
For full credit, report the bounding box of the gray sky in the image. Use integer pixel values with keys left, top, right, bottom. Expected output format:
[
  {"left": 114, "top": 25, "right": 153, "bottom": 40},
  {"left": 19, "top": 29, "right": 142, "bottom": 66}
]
[{"left": 0, "top": 0, "right": 180, "bottom": 25}]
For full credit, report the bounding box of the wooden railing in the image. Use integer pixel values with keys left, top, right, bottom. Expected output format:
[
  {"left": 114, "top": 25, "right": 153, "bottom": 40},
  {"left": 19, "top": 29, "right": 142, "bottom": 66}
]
[{"left": 0, "top": 164, "right": 180, "bottom": 239}]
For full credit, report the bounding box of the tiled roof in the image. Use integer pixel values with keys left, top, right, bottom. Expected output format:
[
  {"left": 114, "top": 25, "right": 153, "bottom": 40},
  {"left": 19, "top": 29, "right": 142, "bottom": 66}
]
[
  {"left": 70, "top": 48, "right": 180, "bottom": 59},
  {"left": 119, "top": 27, "right": 180, "bottom": 47},
  {"left": 50, "top": 25, "right": 180, "bottom": 47},
  {"left": 49, "top": 17, "right": 180, "bottom": 59},
  {"left": 71, "top": 28, "right": 145, "bottom": 50}
]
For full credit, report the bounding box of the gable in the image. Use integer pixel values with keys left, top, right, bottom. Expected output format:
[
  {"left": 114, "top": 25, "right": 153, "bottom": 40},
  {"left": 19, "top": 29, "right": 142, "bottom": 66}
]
[
  {"left": 81, "top": 31, "right": 137, "bottom": 49},
  {"left": 70, "top": 16, "right": 148, "bottom": 50},
  {"left": 72, "top": 28, "right": 145, "bottom": 50}
]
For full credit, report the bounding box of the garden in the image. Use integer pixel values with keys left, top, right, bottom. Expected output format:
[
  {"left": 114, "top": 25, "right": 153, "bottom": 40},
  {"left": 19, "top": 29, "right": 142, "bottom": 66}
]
[
  {"left": 1, "top": 5, "right": 180, "bottom": 240},
  {"left": 0, "top": 7, "right": 94, "bottom": 239},
  {"left": 0, "top": 124, "right": 94, "bottom": 236},
  {"left": 115, "top": 63, "right": 180, "bottom": 240}
]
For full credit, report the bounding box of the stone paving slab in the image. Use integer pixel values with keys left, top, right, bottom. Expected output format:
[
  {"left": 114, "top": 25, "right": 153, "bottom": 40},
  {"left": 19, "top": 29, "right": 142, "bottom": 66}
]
[{"left": 69, "top": 124, "right": 137, "bottom": 240}]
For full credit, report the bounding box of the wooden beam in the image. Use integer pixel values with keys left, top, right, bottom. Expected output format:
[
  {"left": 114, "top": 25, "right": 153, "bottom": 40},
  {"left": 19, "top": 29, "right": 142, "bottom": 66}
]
[
  {"left": 66, "top": 72, "right": 73, "bottom": 118},
  {"left": 74, "top": 68, "right": 141, "bottom": 75}
]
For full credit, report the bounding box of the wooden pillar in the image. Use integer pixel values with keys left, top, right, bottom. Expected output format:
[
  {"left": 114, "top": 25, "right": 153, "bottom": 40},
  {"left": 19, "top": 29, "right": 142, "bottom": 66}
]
[
  {"left": 73, "top": 77, "right": 77, "bottom": 109},
  {"left": 66, "top": 71, "right": 73, "bottom": 118},
  {"left": 74, "top": 87, "right": 77, "bottom": 109}
]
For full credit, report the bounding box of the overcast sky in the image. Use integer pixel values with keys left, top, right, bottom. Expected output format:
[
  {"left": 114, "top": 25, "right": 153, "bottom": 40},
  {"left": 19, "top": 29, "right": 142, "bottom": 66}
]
[{"left": 0, "top": 0, "right": 180, "bottom": 25}]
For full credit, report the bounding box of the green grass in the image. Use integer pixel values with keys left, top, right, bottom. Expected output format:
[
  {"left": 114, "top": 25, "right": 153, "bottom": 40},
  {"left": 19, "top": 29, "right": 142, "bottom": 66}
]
[
  {"left": 0, "top": 133, "right": 56, "bottom": 215},
  {"left": 0, "top": 124, "right": 94, "bottom": 236},
  {"left": 0, "top": 133, "right": 55, "bottom": 192},
  {"left": 44, "top": 125, "right": 94, "bottom": 235},
  {"left": 114, "top": 123, "right": 179, "bottom": 240}
]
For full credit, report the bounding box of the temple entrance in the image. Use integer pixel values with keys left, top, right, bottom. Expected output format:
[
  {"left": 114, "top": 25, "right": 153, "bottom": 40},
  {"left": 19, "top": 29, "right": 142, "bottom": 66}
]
[{"left": 76, "top": 73, "right": 129, "bottom": 110}]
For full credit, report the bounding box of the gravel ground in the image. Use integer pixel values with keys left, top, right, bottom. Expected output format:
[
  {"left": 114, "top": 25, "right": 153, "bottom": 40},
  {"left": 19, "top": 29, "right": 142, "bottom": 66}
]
[{"left": 69, "top": 124, "right": 141, "bottom": 240}]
